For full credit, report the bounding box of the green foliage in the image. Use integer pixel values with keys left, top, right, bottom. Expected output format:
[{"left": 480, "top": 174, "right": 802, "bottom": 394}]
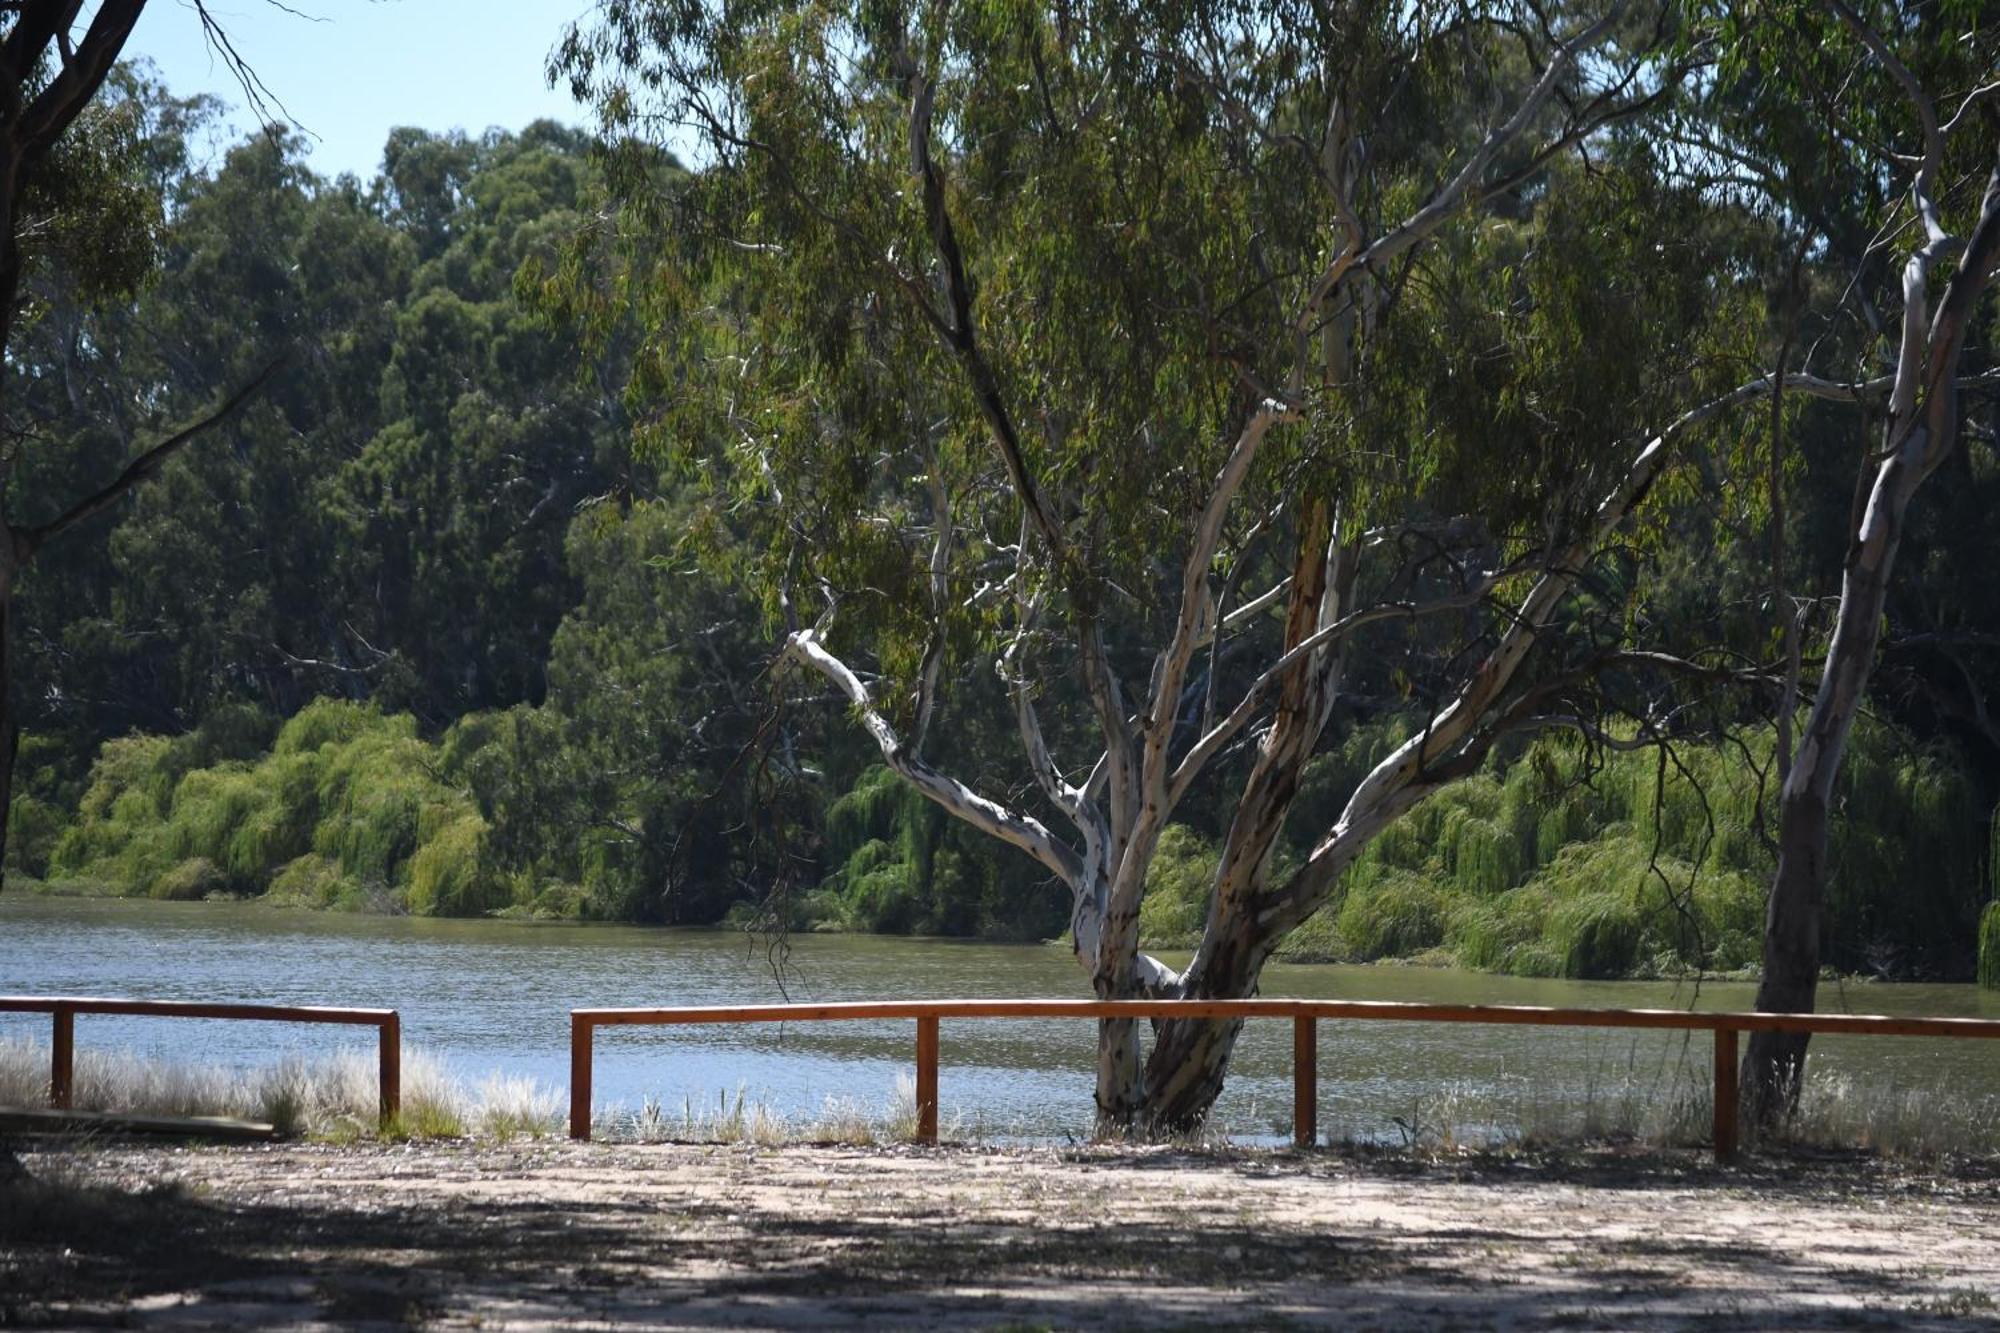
[
  {"left": 406, "top": 811, "right": 497, "bottom": 916},
  {"left": 1137, "top": 826, "right": 1219, "bottom": 949},
  {"left": 309, "top": 716, "right": 431, "bottom": 884},
  {"left": 265, "top": 854, "right": 362, "bottom": 911},
  {"left": 45, "top": 702, "right": 499, "bottom": 917},
  {"left": 1979, "top": 902, "right": 2000, "bottom": 991},
  {"left": 1245, "top": 718, "right": 1966, "bottom": 980},
  {"left": 6, "top": 794, "right": 66, "bottom": 879},
  {"left": 275, "top": 699, "right": 378, "bottom": 756},
  {"left": 807, "top": 765, "right": 1065, "bottom": 939},
  {"left": 1825, "top": 729, "right": 1985, "bottom": 978},
  {"left": 1330, "top": 871, "right": 1451, "bottom": 962}
]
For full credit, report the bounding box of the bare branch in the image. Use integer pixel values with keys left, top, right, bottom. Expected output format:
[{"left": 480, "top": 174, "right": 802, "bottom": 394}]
[
  {"left": 20, "top": 353, "right": 287, "bottom": 558},
  {"left": 1142, "top": 396, "right": 1295, "bottom": 800},
  {"left": 785, "top": 628, "right": 1084, "bottom": 887},
  {"left": 1168, "top": 569, "right": 1513, "bottom": 803}
]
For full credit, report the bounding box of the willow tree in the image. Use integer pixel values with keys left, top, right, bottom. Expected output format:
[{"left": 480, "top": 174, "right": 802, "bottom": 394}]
[{"left": 554, "top": 0, "right": 1770, "bottom": 1130}]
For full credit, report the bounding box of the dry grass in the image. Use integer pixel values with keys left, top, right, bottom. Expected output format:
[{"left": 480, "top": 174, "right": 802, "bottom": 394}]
[
  {"left": 9, "top": 1034, "right": 2000, "bottom": 1159},
  {"left": 0, "top": 1037, "right": 562, "bottom": 1141},
  {"left": 1768, "top": 1069, "right": 2000, "bottom": 1158},
  {"left": 606, "top": 1072, "right": 926, "bottom": 1146},
  {"left": 1323, "top": 1061, "right": 2000, "bottom": 1161}
]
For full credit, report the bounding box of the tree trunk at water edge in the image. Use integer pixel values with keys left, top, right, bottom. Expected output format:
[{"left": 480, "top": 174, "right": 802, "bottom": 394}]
[
  {"left": 0, "top": 583, "right": 16, "bottom": 888},
  {"left": 1142, "top": 911, "right": 1271, "bottom": 1132},
  {"left": 1745, "top": 786, "right": 1827, "bottom": 1121}
]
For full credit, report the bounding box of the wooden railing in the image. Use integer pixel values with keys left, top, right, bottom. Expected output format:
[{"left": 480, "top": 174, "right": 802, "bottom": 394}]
[
  {"left": 567, "top": 998, "right": 2000, "bottom": 1158},
  {"left": 0, "top": 996, "right": 402, "bottom": 1129}
]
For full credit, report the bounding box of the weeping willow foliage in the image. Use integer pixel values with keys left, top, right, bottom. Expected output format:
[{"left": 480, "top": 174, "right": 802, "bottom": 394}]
[
  {"left": 807, "top": 764, "right": 1066, "bottom": 938},
  {"left": 1134, "top": 716, "right": 1984, "bottom": 980},
  {"left": 46, "top": 700, "right": 503, "bottom": 915},
  {"left": 1137, "top": 826, "right": 1220, "bottom": 946},
  {"left": 38, "top": 693, "right": 1991, "bottom": 975},
  {"left": 1981, "top": 814, "right": 2000, "bottom": 989}
]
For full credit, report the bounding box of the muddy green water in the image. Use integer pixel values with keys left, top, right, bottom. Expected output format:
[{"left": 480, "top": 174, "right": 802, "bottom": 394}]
[{"left": 5, "top": 895, "right": 1999, "bottom": 1141}]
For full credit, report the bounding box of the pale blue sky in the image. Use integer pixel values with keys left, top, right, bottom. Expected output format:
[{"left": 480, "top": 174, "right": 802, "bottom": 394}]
[{"left": 126, "top": 1, "right": 598, "bottom": 181}]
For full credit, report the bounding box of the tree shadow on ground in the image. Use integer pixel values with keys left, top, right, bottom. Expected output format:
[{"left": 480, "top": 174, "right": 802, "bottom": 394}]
[
  {"left": 1076, "top": 1140, "right": 2000, "bottom": 1201},
  {"left": 2, "top": 1143, "right": 1994, "bottom": 1330}
]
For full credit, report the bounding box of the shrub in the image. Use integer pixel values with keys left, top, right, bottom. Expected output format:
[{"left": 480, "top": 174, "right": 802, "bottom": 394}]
[
  {"left": 6, "top": 794, "right": 64, "bottom": 877},
  {"left": 36, "top": 698, "right": 498, "bottom": 917},
  {"left": 274, "top": 697, "right": 379, "bottom": 756},
  {"left": 265, "top": 853, "right": 357, "bottom": 909},
  {"left": 809, "top": 764, "right": 1064, "bottom": 938},
  {"left": 310, "top": 725, "right": 431, "bottom": 885},
  {"left": 161, "top": 765, "right": 271, "bottom": 892}
]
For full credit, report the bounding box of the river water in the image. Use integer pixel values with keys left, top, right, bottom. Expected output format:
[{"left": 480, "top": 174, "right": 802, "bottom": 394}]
[{"left": 5, "top": 895, "right": 1999, "bottom": 1142}]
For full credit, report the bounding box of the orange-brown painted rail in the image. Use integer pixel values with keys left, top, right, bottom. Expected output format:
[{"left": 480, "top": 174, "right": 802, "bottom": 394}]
[
  {"left": 566, "top": 997, "right": 2000, "bottom": 1158},
  {"left": 0, "top": 995, "right": 402, "bottom": 1129}
]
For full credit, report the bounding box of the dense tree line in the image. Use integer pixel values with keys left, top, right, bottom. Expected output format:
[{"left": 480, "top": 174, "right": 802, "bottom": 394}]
[
  {"left": 6, "top": 88, "right": 796, "bottom": 924},
  {"left": 5, "top": 0, "right": 2000, "bottom": 1121}
]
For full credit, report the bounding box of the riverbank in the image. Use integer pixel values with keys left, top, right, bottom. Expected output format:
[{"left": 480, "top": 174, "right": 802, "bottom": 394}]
[
  {"left": 7, "top": 1139, "right": 2000, "bottom": 1330},
  {"left": 0, "top": 870, "right": 1839, "bottom": 986}
]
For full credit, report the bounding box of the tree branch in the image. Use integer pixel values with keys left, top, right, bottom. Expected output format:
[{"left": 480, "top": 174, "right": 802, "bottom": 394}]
[
  {"left": 1273, "top": 369, "right": 1798, "bottom": 918},
  {"left": 1167, "top": 567, "right": 1516, "bottom": 804},
  {"left": 900, "top": 54, "right": 1065, "bottom": 558},
  {"left": 785, "top": 627, "right": 1084, "bottom": 887},
  {"left": 1297, "top": 5, "right": 1626, "bottom": 332},
  {"left": 20, "top": 352, "right": 288, "bottom": 559},
  {"left": 14, "top": 0, "right": 143, "bottom": 156},
  {"left": 1142, "top": 395, "right": 1295, "bottom": 805}
]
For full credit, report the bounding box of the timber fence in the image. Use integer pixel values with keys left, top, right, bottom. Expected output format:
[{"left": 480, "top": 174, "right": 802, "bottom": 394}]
[
  {"left": 9, "top": 992, "right": 1998, "bottom": 1158},
  {"left": 566, "top": 997, "right": 2000, "bottom": 1159},
  {"left": 0, "top": 995, "right": 401, "bottom": 1129}
]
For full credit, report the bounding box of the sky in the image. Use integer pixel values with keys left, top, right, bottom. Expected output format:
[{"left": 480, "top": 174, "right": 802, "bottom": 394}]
[{"left": 125, "top": 0, "right": 598, "bottom": 182}]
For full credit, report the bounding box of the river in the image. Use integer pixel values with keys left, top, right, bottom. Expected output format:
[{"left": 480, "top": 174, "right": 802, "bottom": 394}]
[{"left": 6, "top": 895, "right": 1999, "bottom": 1142}]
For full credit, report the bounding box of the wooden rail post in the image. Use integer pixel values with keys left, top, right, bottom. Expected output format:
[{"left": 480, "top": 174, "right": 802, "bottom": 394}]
[
  {"left": 915, "top": 1014, "right": 939, "bottom": 1144},
  {"left": 378, "top": 1013, "right": 401, "bottom": 1130},
  {"left": 1293, "top": 1015, "right": 1317, "bottom": 1148},
  {"left": 49, "top": 1005, "right": 73, "bottom": 1110},
  {"left": 1713, "top": 1024, "right": 1739, "bottom": 1161},
  {"left": 570, "top": 1012, "right": 594, "bottom": 1141}
]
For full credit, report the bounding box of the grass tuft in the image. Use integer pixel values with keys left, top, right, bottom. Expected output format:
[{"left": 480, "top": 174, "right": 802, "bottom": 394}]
[
  {"left": 0, "top": 1038, "right": 558, "bottom": 1142},
  {"left": 602, "top": 1073, "right": 933, "bottom": 1146}
]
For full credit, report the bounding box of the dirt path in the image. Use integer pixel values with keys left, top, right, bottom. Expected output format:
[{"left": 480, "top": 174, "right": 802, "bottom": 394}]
[{"left": 5, "top": 1139, "right": 2000, "bottom": 1330}]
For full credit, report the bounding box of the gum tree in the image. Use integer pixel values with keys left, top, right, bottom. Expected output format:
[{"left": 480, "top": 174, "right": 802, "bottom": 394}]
[
  {"left": 1686, "top": 1, "right": 2000, "bottom": 1118},
  {"left": 0, "top": 3, "right": 288, "bottom": 874},
  {"left": 555, "top": 0, "right": 1782, "bottom": 1130}
]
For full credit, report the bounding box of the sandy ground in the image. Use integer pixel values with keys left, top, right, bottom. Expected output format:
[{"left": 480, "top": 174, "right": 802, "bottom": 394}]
[{"left": 4, "top": 1139, "right": 2000, "bottom": 1331}]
